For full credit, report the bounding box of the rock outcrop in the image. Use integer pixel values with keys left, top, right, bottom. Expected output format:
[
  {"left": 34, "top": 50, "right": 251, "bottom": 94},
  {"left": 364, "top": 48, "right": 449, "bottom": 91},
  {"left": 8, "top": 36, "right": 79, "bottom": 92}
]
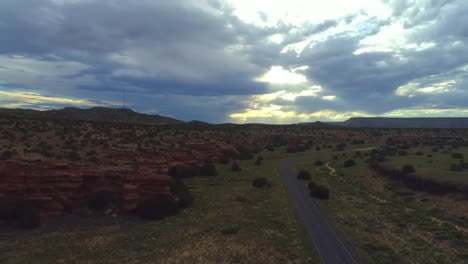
[
  {"left": 0, "top": 161, "right": 171, "bottom": 214},
  {"left": 0, "top": 140, "right": 238, "bottom": 214}
]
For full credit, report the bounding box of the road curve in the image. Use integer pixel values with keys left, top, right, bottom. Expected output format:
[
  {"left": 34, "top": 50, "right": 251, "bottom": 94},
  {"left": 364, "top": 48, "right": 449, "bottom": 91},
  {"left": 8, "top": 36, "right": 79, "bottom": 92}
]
[
  {"left": 325, "top": 162, "right": 336, "bottom": 176},
  {"left": 281, "top": 158, "right": 357, "bottom": 264}
]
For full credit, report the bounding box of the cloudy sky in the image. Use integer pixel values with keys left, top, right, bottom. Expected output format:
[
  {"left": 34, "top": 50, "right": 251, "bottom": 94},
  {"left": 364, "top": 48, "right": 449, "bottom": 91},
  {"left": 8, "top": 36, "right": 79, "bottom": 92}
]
[{"left": 1, "top": 0, "right": 468, "bottom": 123}]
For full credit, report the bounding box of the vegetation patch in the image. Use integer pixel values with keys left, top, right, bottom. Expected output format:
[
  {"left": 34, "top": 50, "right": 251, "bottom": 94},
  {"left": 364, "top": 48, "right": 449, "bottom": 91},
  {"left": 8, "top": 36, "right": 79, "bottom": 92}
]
[{"left": 297, "top": 169, "right": 311, "bottom": 180}]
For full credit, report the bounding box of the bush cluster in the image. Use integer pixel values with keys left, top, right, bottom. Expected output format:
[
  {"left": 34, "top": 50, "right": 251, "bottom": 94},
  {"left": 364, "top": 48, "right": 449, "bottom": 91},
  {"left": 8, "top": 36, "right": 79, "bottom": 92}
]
[
  {"left": 231, "top": 161, "right": 241, "bottom": 171},
  {"left": 0, "top": 199, "right": 41, "bottom": 229},
  {"left": 450, "top": 164, "right": 464, "bottom": 172},
  {"left": 200, "top": 162, "right": 217, "bottom": 176},
  {"left": 314, "top": 160, "right": 324, "bottom": 166},
  {"left": 252, "top": 177, "right": 271, "bottom": 188},
  {"left": 87, "top": 190, "right": 116, "bottom": 211},
  {"left": 170, "top": 178, "right": 194, "bottom": 208},
  {"left": 343, "top": 159, "right": 356, "bottom": 167},
  {"left": 308, "top": 181, "right": 329, "bottom": 199},
  {"left": 401, "top": 164, "right": 415, "bottom": 174},
  {"left": 254, "top": 155, "right": 263, "bottom": 166},
  {"left": 297, "top": 169, "right": 311, "bottom": 180},
  {"left": 169, "top": 164, "right": 199, "bottom": 178},
  {"left": 135, "top": 196, "right": 178, "bottom": 220}
]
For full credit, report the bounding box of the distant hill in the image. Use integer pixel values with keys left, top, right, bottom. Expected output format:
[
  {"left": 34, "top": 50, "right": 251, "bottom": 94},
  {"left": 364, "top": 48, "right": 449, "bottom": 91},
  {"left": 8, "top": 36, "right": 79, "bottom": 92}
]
[
  {"left": 0, "top": 107, "right": 183, "bottom": 124},
  {"left": 342, "top": 117, "right": 468, "bottom": 128},
  {"left": 298, "top": 121, "right": 344, "bottom": 128}
]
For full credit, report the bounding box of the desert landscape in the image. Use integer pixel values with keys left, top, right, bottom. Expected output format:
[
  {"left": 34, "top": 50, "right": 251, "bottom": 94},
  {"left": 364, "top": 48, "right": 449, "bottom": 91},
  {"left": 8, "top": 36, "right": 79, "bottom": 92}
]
[
  {"left": 2, "top": 1, "right": 468, "bottom": 263},
  {"left": 0, "top": 108, "right": 467, "bottom": 263}
]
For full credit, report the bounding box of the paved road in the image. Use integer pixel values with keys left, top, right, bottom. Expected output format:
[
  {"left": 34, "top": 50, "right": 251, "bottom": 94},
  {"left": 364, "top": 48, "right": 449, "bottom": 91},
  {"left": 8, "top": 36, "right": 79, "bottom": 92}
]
[{"left": 281, "top": 158, "right": 357, "bottom": 264}]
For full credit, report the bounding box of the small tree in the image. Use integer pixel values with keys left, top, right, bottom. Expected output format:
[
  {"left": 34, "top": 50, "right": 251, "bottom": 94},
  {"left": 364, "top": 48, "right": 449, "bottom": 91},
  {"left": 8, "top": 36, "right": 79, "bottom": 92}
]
[
  {"left": 136, "top": 196, "right": 178, "bottom": 220},
  {"left": 200, "top": 162, "right": 217, "bottom": 176},
  {"left": 401, "top": 164, "right": 415, "bottom": 174},
  {"left": 450, "top": 164, "right": 463, "bottom": 172},
  {"left": 297, "top": 169, "right": 311, "bottom": 180},
  {"left": 1, "top": 150, "right": 14, "bottom": 160},
  {"left": 254, "top": 155, "right": 263, "bottom": 166},
  {"left": 0, "top": 200, "right": 41, "bottom": 229},
  {"left": 252, "top": 177, "right": 271, "bottom": 188},
  {"left": 314, "top": 160, "right": 324, "bottom": 166},
  {"left": 308, "top": 181, "right": 329, "bottom": 199},
  {"left": 254, "top": 158, "right": 262, "bottom": 166},
  {"left": 398, "top": 150, "right": 408, "bottom": 156},
  {"left": 343, "top": 159, "right": 356, "bottom": 167},
  {"left": 170, "top": 178, "right": 194, "bottom": 208},
  {"left": 231, "top": 161, "right": 241, "bottom": 171},
  {"left": 88, "top": 191, "right": 116, "bottom": 211},
  {"left": 169, "top": 164, "right": 199, "bottom": 178}
]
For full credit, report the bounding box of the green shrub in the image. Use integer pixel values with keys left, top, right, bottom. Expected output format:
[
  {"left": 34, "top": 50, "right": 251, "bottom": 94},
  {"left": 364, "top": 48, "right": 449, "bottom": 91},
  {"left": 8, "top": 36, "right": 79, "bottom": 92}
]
[
  {"left": 266, "top": 145, "right": 274, "bottom": 151},
  {"left": 401, "top": 164, "right": 415, "bottom": 174},
  {"left": 237, "top": 147, "right": 253, "bottom": 160},
  {"left": 450, "top": 164, "right": 463, "bottom": 172},
  {"left": 221, "top": 225, "right": 240, "bottom": 235},
  {"left": 308, "top": 181, "right": 329, "bottom": 199},
  {"left": 415, "top": 151, "right": 424, "bottom": 156},
  {"left": 398, "top": 150, "right": 408, "bottom": 156},
  {"left": 352, "top": 139, "right": 365, "bottom": 144},
  {"left": 87, "top": 191, "right": 116, "bottom": 211},
  {"left": 297, "top": 169, "right": 311, "bottom": 180},
  {"left": 451, "top": 153, "right": 464, "bottom": 159},
  {"left": 136, "top": 196, "right": 178, "bottom": 220},
  {"left": 14, "top": 200, "right": 40, "bottom": 229},
  {"left": 88, "top": 155, "right": 98, "bottom": 163},
  {"left": 200, "top": 162, "right": 217, "bottom": 176},
  {"left": 169, "top": 164, "right": 199, "bottom": 178},
  {"left": 0, "top": 150, "right": 13, "bottom": 160},
  {"left": 335, "top": 143, "right": 346, "bottom": 151},
  {"left": 343, "top": 159, "right": 356, "bottom": 167},
  {"left": 0, "top": 200, "right": 40, "bottom": 229},
  {"left": 314, "top": 160, "right": 324, "bottom": 166},
  {"left": 65, "top": 150, "right": 80, "bottom": 161},
  {"left": 254, "top": 158, "right": 262, "bottom": 166},
  {"left": 219, "top": 155, "right": 230, "bottom": 164},
  {"left": 252, "top": 177, "right": 271, "bottom": 188},
  {"left": 170, "top": 178, "right": 194, "bottom": 208},
  {"left": 231, "top": 161, "right": 241, "bottom": 171}
]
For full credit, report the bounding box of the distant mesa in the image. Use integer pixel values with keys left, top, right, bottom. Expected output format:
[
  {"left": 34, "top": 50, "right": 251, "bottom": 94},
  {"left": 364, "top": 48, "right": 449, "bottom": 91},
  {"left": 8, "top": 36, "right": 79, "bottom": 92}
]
[
  {"left": 298, "top": 121, "right": 344, "bottom": 128},
  {"left": 303, "top": 117, "right": 468, "bottom": 128},
  {"left": 341, "top": 117, "right": 468, "bottom": 128},
  {"left": 0, "top": 107, "right": 184, "bottom": 125}
]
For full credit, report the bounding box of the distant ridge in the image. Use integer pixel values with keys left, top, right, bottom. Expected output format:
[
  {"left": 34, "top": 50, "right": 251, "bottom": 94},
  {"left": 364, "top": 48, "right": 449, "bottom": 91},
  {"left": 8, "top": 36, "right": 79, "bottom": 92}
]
[
  {"left": 0, "top": 107, "right": 183, "bottom": 124},
  {"left": 298, "top": 121, "right": 344, "bottom": 128},
  {"left": 342, "top": 117, "right": 468, "bottom": 128}
]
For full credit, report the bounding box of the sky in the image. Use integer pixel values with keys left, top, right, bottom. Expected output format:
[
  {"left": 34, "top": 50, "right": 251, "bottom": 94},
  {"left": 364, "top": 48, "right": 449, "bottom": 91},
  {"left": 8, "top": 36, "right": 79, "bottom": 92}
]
[{"left": 1, "top": 0, "right": 468, "bottom": 123}]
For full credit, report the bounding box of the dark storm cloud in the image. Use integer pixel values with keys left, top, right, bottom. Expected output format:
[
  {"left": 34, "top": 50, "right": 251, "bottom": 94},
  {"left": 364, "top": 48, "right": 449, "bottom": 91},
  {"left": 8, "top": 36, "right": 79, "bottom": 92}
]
[
  {"left": 0, "top": 0, "right": 272, "bottom": 98},
  {"left": 1, "top": 0, "right": 468, "bottom": 122}
]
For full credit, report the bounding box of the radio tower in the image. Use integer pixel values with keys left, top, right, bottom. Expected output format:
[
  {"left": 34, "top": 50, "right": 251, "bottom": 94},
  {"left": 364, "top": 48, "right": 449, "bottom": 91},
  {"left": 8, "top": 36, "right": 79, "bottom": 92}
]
[
  {"left": 122, "top": 86, "right": 126, "bottom": 109},
  {"left": 122, "top": 86, "right": 126, "bottom": 123}
]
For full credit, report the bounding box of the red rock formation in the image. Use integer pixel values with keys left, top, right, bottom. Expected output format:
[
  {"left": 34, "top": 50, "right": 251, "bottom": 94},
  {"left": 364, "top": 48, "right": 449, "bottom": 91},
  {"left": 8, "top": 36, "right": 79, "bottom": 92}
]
[
  {"left": 0, "top": 161, "right": 171, "bottom": 214},
  {"left": 0, "top": 135, "right": 239, "bottom": 216}
]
